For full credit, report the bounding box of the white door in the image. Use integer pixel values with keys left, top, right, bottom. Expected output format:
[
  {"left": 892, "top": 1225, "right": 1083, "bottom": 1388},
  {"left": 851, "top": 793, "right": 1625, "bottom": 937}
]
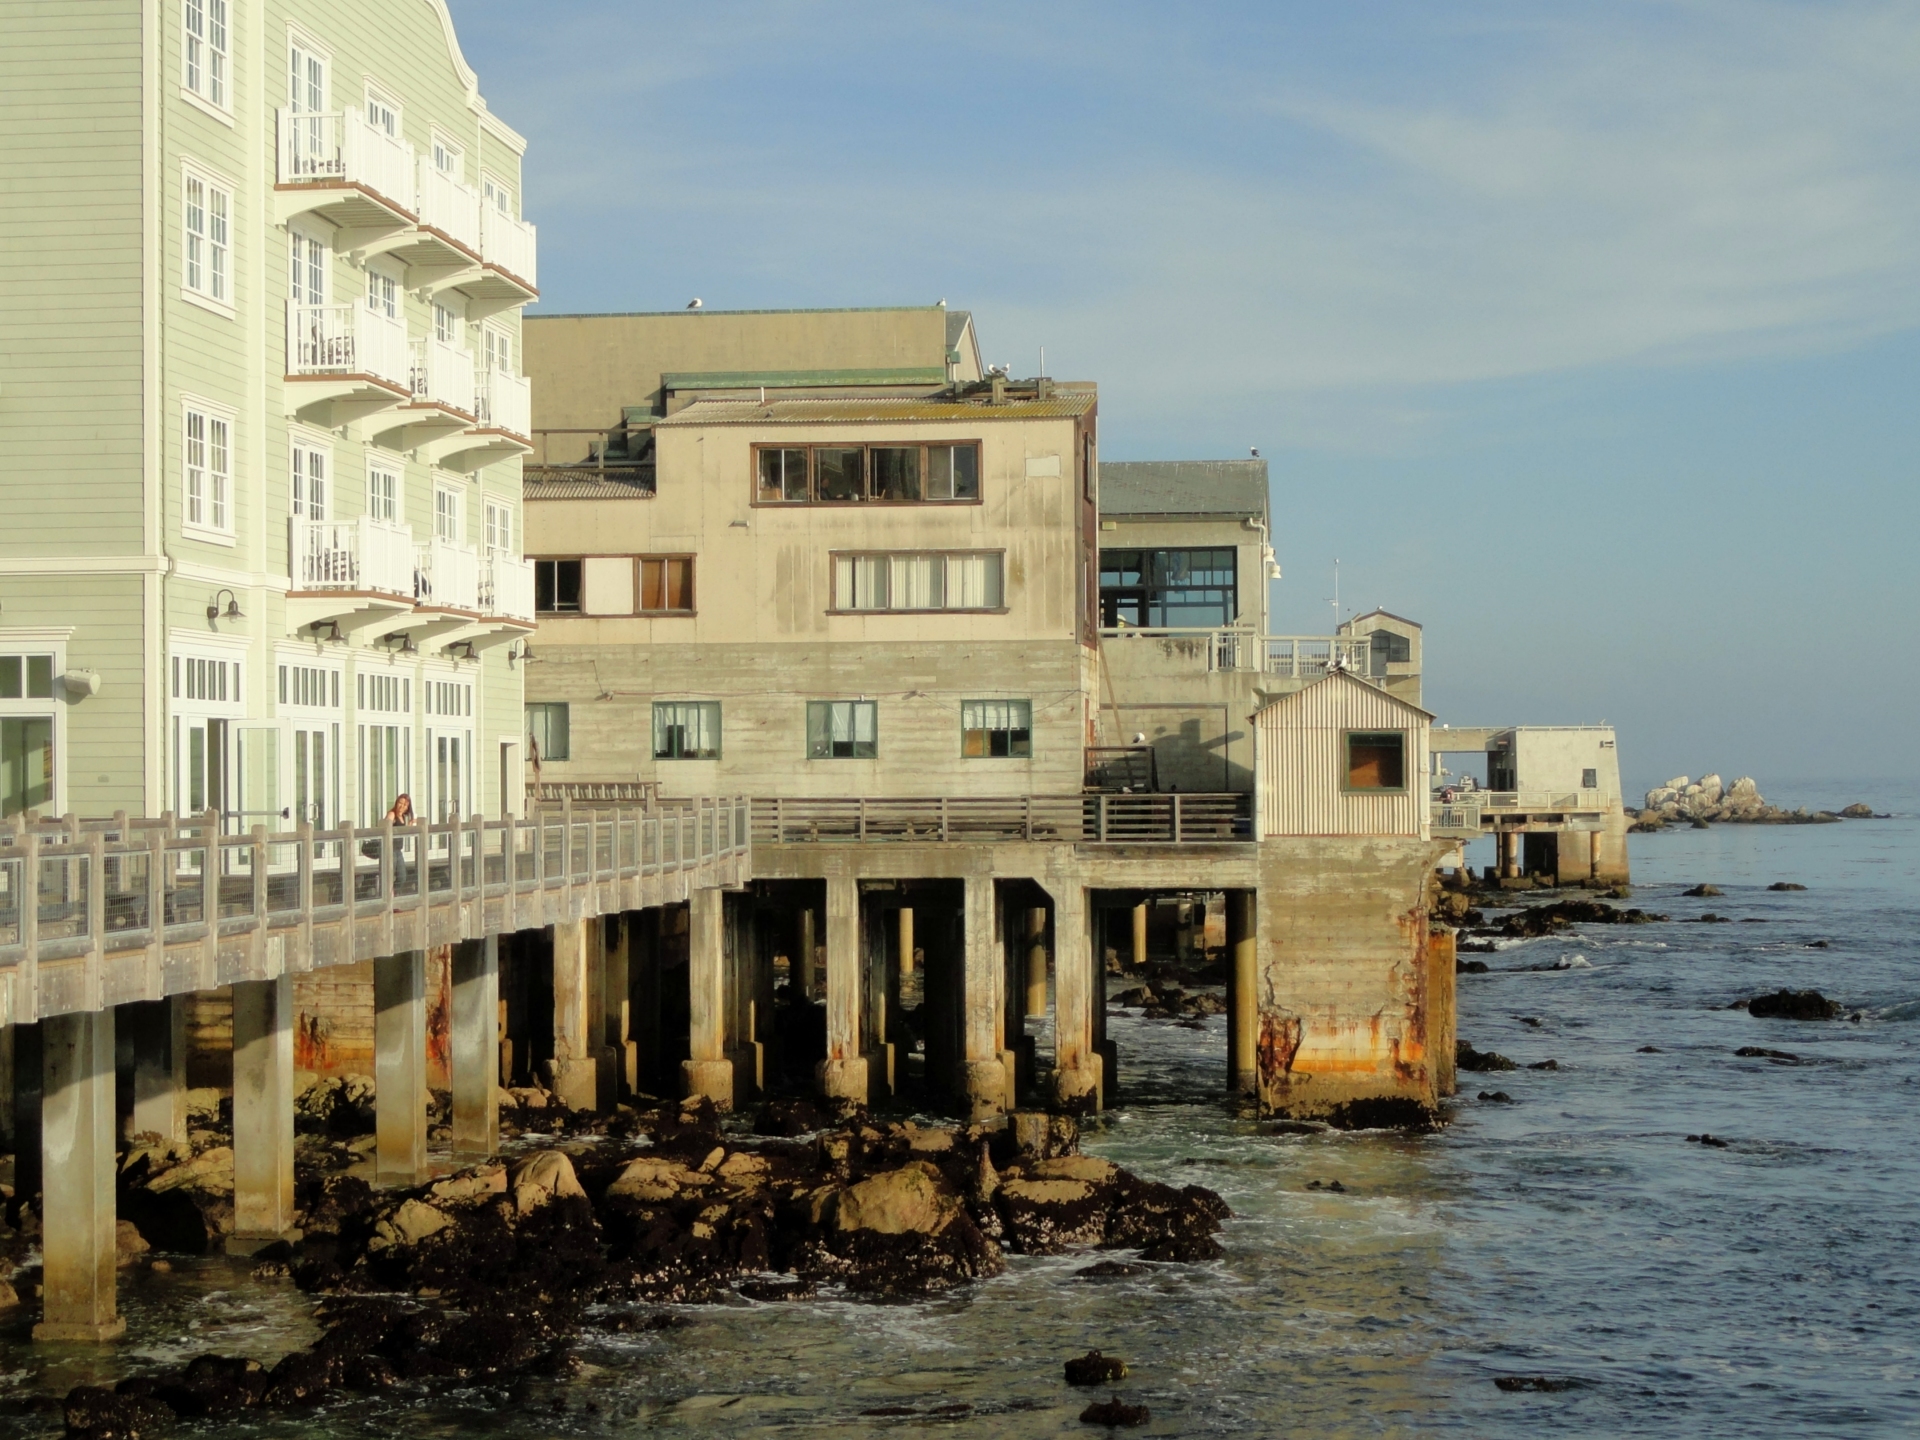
[{"left": 287, "top": 41, "right": 330, "bottom": 176}]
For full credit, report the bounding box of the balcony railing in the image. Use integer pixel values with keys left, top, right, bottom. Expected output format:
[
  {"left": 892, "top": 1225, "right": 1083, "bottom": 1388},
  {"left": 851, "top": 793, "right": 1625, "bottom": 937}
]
[
  {"left": 276, "top": 108, "right": 417, "bottom": 212},
  {"left": 474, "top": 369, "right": 532, "bottom": 438},
  {"left": 481, "top": 552, "right": 535, "bottom": 621},
  {"left": 409, "top": 336, "right": 476, "bottom": 416},
  {"left": 415, "top": 537, "right": 480, "bottom": 612},
  {"left": 286, "top": 301, "right": 410, "bottom": 390},
  {"left": 289, "top": 516, "right": 415, "bottom": 597},
  {"left": 1098, "top": 627, "right": 1372, "bottom": 680},
  {"left": 1451, "top": 790, "right": 1607, "bottom": 814},
  {"left": 418, "top": 159, "right": 482, "bottom": 255},
  {"left": 751, "top": 794, "right": 1252, "bottom": 845},
  {"left": 480, "top": 206, "right": 537, "bottom": 286}
]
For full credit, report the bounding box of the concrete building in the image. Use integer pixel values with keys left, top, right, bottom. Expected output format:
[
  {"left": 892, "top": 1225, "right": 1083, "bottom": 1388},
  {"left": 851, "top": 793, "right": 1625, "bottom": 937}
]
[{"left": 1430, "top": 724, "right": 1631, "bottom": 884}]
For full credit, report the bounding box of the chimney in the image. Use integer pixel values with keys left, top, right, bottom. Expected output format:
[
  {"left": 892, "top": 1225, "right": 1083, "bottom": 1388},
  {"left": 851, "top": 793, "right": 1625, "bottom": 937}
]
[{"left": 990, "top": 374, "right": 1006, "bottom": 405}]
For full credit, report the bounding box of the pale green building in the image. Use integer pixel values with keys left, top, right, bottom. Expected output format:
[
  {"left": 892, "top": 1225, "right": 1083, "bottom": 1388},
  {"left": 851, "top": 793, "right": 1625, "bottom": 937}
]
[{"left": 0, "top": 0, "right": 537, "bottom": 828}]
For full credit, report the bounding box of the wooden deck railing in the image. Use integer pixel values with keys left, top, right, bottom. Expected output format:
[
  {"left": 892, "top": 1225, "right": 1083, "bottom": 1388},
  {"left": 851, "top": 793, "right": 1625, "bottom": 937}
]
[
  {"left": 0, "top": 800, "right": 750, "bottom": 1026},
  {"left": 751, "top": 794, "right": 1251, "bottom": 845}
]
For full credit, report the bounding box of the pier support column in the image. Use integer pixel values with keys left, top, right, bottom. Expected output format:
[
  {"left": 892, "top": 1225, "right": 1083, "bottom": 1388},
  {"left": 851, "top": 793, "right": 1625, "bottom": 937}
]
[
  {"left": 683, "top": 887, "right": 734, "bottom": 1107},
  {"left": 962, "top": 877, "right": 1010, "bottom": 1123},
  {"left": 1051, "top": 883, "right": 1099, "bottom": 1111},
  {"left": 1131, "top": 901, "right": 1149, "bottom": 968},
  {"left": 451, "top": 937, "right": 498, "bottom": 1158},
  {"left": 897, "top": 907, "right": 914, "bottom": 978},
  {"left": 1225, "top": 890, "right": 1258, "bottom": 1096},
  {"left": 817, "top": 875, "right": 868, "bottom": 1103},
  {"left": 799, "top": 906, "right": 818, "bottom": 1000},
  {"left": 34, "top": 1010, "right": 122, "bottom": 1342},
  {"left": 374, "top": 951, "right": 428, "bottom": 1188},
  {"left": 127, "top": 997, "right": 187, "bottom": 1143},
  {"left": 230, "top": 976, "right": 298, "bottom": 1250},
  {"left": 548, "top": 919, "right": 610, "bottom": 1111},
  {"left": 605, "top": 915, "right": 636, "bottom": 1096},
  {"left": 1025, "top": 906, "right": 1049, "bottom": 1017}
]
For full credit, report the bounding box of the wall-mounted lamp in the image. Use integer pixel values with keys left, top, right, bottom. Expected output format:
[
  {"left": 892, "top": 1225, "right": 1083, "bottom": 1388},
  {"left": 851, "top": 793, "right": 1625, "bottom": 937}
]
[
  {"left": 508, "top": 642, "right": 536, "bottom": 668},
  {"left": 450, "top": 641, "right": 477, "bottom": 662},
  {"left": 382, "top": 632, "right": 417, "bottom": 657},
  {"left": 207, "top": 588, "right": 244, "bottom": 624},
  {"left": 308, "top": 619, "right": 343, "bottom": 643}
]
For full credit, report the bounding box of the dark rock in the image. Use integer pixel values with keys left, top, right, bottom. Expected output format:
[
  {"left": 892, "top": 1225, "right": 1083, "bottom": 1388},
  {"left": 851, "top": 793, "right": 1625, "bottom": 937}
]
[
  {"left": 1685, "top": 1133, "right": 1730, "bottom": 1148},
  {"left": 1065, "top": 1350, "right": 1128, "bottom": 1385},
  {"left": 1527, "top": 1059, "right": 1559, "bottom": 1071},
  {"left": 736, "top": 1277, "right": 815, "bottom": 1302},
  {"left": 1477, "top": 1091, "right": 1515, "bottom": 1103},
  {"left": 1323, "top": 1097, "right": 1442, "bottom": 1132},
  {"left": 1494, "top": 899, "right": 1666, "bottom": 937},
  {"left": 63, "top": 1384, "right": 174, "bottom": 1439},
  {"left": 1690, "top": 818, "right": 1710, "bottom": 829},
  {"left": 1457, "top": 958, "right": 1491, "bottom": 973},
  {"left": 1806, "top": 940, "right": 1830, "bottom": 948},
  {"left": 1734, "top": 1046, "right": 1801, "bottom": 1063},
  {"left": 1692, "top": 913, "right": 1731, "bottom": 923},
  {"left": 1076, "top": 1260, "right": 1152, "bottom": 1280},
  {"left": 1456, "top": 1041, "right": 1517, "bottom": 1073},
  {"left": 1637, "top": 1046, "right": 1661, "bottom": 1053},
  {"left": 261, "top": 1351, "right": 337, "bottom": 1407},
  {"left": 1304, "top": 1179, "right": 1348, "bottom": 1192},
  {"left": 1080, "top": 1399, "right": 1150, "bottom": 1427},
  {"left": 1838, "top": 805, "right": 1873, "bottom": 819},
  {"left": 1683, "top": 884, "right": 1723, "bottom": 897},
  {"left": 1747, "top": 989, "right": 1840, "bottom": 1020},
  {"left": 753, "top": 1098, "right": 828, "bottom": 1137},
  {"left": 1768, "top": 881, "right": 1809, "bottom": 891},
  {"left": 1494, "top": 1376, "right": 1583, "bottom": 1392}
]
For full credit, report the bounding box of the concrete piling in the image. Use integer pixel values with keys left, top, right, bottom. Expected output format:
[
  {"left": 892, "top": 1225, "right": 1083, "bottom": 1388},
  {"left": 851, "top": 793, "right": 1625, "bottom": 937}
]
[
  {"left": 1050, "top": 883, "right": 1099, "bottom": 1110},
  {"left": 1024, "top": 906, "right": 1048, "bottom": 1017},
  {"left": 1226, "top": 890, "right": 1258, "bottom": 1095},
  {"left": 450, "top": 936, "right": 498, "bottom": 1158},
  {"left": 127, "top": 996, "right": 187, "bottom": 1143},
  {"left": 230, "top": 976, "right": 299, "bottom": 1251},
  {"left": 1131, "top": 901, "right": 1149, "bottom": 968},
  {"left": 818, "top": 875, "right": 868, "bottom": 1103},
  {"left": 374, "top": 951, "right": 429, "bottom": 1188},
  {"left": 604, "top": 916, "right": 636, "bottom": 1095},
  {"left": 548, "top": 919, "right": 609, "bottom": 1111},
  {"left": 962, "top": 877, "right": 1008, "bottom": 1122},
  {"left": 683, "top": 888, "right": 734, "bottom": 1107},
  {"left": 34, "top": 1010, "right": 123, "bottom": 1342}
]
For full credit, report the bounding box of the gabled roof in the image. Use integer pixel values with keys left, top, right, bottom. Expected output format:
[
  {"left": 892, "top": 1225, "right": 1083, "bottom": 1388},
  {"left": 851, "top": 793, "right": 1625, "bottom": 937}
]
[
  {"left": 1249, "top": 669, "right": 1435, "bottom": 723},
  {"left": 1099, "top": 460, "right": 1268, "bottom": 519},
  {"left": 1341, "top": 608, "right": 1422, "bottom": 631}
]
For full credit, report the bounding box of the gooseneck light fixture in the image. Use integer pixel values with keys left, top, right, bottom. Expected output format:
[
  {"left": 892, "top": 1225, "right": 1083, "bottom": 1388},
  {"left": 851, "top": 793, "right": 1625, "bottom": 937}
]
[{"left": 207, "top": 588, "right": 244, "bottom": 624}]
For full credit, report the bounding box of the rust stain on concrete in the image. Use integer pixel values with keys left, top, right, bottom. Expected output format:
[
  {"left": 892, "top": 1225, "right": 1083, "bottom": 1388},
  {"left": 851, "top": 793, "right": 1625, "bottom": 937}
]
[{"left": 1258, "top": 1011, "right": 1303, "bottom": 1092}]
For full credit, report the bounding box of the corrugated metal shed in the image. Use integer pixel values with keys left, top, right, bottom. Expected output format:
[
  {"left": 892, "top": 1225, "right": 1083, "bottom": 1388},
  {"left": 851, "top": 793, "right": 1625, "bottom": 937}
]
[
  {"left": 522, "top": 469, "right": 656, "bottom": 500},
  {"left": 1100, "top": 460, "right": 1268, "bottom": 519},
  {"left": 657, "top": 394, "right": 1095, "bottom": 425},
  {"left": 1255, "top": 672, "right": 1432, "bottom": 838}
]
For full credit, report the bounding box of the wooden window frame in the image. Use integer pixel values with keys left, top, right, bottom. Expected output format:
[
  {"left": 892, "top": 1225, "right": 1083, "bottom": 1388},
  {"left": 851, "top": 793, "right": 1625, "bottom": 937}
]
[
  {"left": 1342, "top": 729, "right": 1408, "bottom": 793},
  {"left": 961, "top": 698, "right": 1033, "bottom": 759},
  {"left": 637, "top": 554, "right": 696, "bottom": 615},
  {"left": 751, "top": 441, "right": 983, "bottom": 507},
  {"left": 532, "top": 557, "right": 583, "bottom": 615}
]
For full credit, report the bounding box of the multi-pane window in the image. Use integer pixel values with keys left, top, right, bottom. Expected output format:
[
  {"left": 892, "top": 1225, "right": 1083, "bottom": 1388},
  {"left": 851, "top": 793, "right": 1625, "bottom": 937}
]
[
  {"left": 183, "top": 405, "right": 232, "bottom": 534},
  {"left": 807, "top": 701, "right": 876, "bottom": 760},
  {"left": 1345, "top": 732, "right": 1407, "bottom": 791},
  {"left": 358, "top": 673, "right": 410, "bottom": 714},
  {"left": 755, "top": 443, "right": 980, "bottom": 504},
  {"left": 962, "top": 700, "right": 1032, "bottom": 758},
  {"left": 525, "top": 702, "right": 569, "bottom": 762},
  {"left": 277, "top": 664, "right": 340, "bottom": 709},
  {"left": 484, "top": 500, "right": 513, "bottom": 555},
  {"left": 433, "top": 485, "right": 463, "bottom": 542},
  {"left": 183, "top": 170, "right": 231, "bottom": 305},
  {"left": 291, "top": 444, "right": 328, "bottom": 519},
  {"left": 289, "top": 231, "right": 327, "bottom": 304},
  {"left": 425, "top": 681, "right": 471, "bottom": 717},
  {"left": 483, "top": 175, "right": 513, "bottom": 218},
  {"left": 639, "top": 557, "right": 693, "bottom": 613},
  {"left": 1098, "top": 548, "right": 1238, "bottom": 629},
  {"left": 652, "top": 702, "right": 720, "bottom": 761},
  {"left": 183, "top": 0, "right": 229, "bottom": 109},
  {"left": 0, "top": 654, "right": 58, "bottom": 819},
  {"left": 433, "top": 137, "right": 462, "bottom": 176},
  {"left": 433, "top": 302, "right": 458, "bottom": 344},
  {"left": 535, "top": 559, "right": 582, "bottom": 614},
  {"left": 366, "top": 88, "right": 400, "bottom": 138},
  {"left": 833, "top": 552, "right": 1004, "bottom": 612},
  {"left": 172, "top": 655, "right": 238, "bottom": 702},
  {"left": 0, "top": 656, "right": 55, "bottom": 701},
  {"left": 483, "top": 327, "right": 513, "bottom": 376},
  {"left": 366, "top": 268, "right": 398, "bottom": 318},
  {"left": 367, "top": 465, "right": 400, "bottom": 523}
]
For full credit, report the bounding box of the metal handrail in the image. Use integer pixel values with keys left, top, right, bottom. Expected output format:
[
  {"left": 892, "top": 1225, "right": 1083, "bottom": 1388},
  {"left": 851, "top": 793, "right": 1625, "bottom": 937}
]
[{"left": 750, "top": 793, "right": 1251, "bottom": 845}]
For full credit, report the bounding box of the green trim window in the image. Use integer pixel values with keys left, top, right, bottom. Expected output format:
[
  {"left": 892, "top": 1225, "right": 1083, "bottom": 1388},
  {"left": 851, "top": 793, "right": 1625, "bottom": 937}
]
[
  {"left": 653, "top": 701, "right": 720, "bottom": 760},
  {"left": 526, "top": 702, "right": 569, "bottom": 762},
  {"left": 0, "top": 655, "right": 56, "bottom": 701},
  {"left": 755, "top": 442, "right": 980, "bottom": 505},
  {"left": 807, "top": 701, "right": 876, "bottom": 759},
  {"left": 962, "top": 699, "right": 1031, "bottom": 758},
  {"left": 1, "top": 717, "right": 54, "bottom": 819},
  {"left": 1345, "top": 731, "right": 1406, "bottom": 791}
]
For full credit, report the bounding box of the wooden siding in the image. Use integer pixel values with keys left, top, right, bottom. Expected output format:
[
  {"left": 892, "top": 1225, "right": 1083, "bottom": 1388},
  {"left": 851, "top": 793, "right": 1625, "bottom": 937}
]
[{"left": 1256, "top": 674, "right": 1430, "bottom": 838}]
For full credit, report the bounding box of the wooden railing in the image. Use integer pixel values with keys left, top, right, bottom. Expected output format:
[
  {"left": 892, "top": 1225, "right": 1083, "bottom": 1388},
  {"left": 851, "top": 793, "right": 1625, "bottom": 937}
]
[
  {"left": 0, "top": 800, "right": 749, "bottom": 1025},
  {"left": 752, "top": 794, "right": 1251, "bottom": 845}
]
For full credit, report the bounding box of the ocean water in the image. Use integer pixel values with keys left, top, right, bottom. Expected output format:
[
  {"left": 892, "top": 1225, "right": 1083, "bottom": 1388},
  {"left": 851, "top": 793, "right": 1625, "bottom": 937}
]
[{"left": 5, "top": 784, "right": 1916, "bottom": 1436}]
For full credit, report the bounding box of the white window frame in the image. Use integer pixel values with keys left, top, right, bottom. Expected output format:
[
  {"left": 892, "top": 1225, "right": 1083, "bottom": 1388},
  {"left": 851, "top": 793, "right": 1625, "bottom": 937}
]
[
  {"left": 289, "top": 226, "right": 328, "bottom": 305},
  {"left": 291, "top": 436, "right": 330, "bottom": 520},
  {"left": 287, "top": 29, "right": 331, "bottom": 114},
  {"left": 0, "top": 628, "right": 73, "bottom": 821},
  {"left": 367, "top": 460, "right": 403, "bottom": 524},
  {"left": 433, "top": 300, "right": 461, "bottom": 344},
  {"left": 431, "top": 131, "right": 464, "bottom": 179},
  {"left": 181, "top": 161, "right": 234, "bottom": 316},
  {"left": 483, "top": 498, "right": 513, "bottom": 556},
  {"left": 181, "top": 0, "right": 232, "bottom": 121},
  {"left": 481, "top": 172, "right": 514, "bottom": 219},
  {"left": 364, "top": 263, "right": 400, "bottom": 319},
  {"left": 481, "top": 323, "right": 514, "bottom": 377},
  {"left": 364, "top": 82, "right": 402, "bottom": 140},
  {"left": 433, "top": 482, "right": 464, "bottom": 544},
  {"left": 181, "top": 395, "right": 236, "bottom": 544}
]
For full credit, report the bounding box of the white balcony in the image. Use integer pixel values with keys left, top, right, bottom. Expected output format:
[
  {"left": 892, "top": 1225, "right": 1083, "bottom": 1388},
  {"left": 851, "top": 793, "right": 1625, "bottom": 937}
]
[
  {"left": 417, "top": 159, "right": 482, "bottom": 258},
  {"left": 481, "top": 208, "right": 537, "bottom": 288},
  {"left": 274, "top": 109, "right": 416, "bottom": 234},
  {"left": 286, "top": 516, "right": 416, "bottom": 634},
  {"left": 415, "top": 537, "right": 481, "bottom": 614},
  {"left": 410, "top": 337, "right": 477, "bottom": 416},
  {"left": 283, "top": 301, "right": 411, "bottom": 422},
  {"left": 474, "top": 369, "right": 531, "bottom": 439},
  {"left": 481, "top": 553, "right": 536, "bottom": 622}
]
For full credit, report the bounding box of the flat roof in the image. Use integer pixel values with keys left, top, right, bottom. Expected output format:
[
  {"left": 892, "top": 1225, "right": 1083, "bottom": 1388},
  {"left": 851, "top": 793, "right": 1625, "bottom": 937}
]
[
  {"left": 658, "top": 394, "right": 1095, "bottom": 425},
  {"left": 527, "top": 304, "right": 955, "bottom": 321},
  {"left": 1100, "top": 460, "right": 1268, "bottom": 518}
]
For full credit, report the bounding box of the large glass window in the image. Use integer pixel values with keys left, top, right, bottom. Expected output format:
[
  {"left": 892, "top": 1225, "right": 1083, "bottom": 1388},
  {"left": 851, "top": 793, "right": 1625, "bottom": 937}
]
[
  {"left": 653, "top": 702, "right": 720, "bottom": 760},
  {"left": 962, "top": 699, "right": 1032, "bottom": 758},
  {"left": 526, "top": 702, "right": 569, "bottom": 762},
  {"left": 833, "top": 552, "right": 1004, "bottom": 612},
  {"left": 754, "top": 443, "right": 980, "bottom": 504},
  {"left": 1098, "top": 547, "right": 1237, "bottom": 628},
  {"left": 807, "top": 701, "right": 877, "bottom": 759}
]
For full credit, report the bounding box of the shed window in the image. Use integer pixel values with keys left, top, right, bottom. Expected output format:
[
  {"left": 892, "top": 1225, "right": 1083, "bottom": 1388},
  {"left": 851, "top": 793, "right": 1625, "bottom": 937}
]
[
  {"left": 807, "top": 701, "right": 877, "bottom": 759},
  {"left": 653, "top": 701, "right": 720, "bottom": 760},
  {"left": 962, "top": 699, "right": 1031, "bottom": 758},
  {"left": 1346, "top": 731, "right": 1406, "bottom": 791}
]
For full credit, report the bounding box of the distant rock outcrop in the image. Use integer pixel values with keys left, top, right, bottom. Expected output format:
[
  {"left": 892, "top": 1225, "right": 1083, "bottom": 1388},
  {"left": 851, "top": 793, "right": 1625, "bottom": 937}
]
[{"left": 1633, "top": 775, "right": 1843, "bottom": 827}]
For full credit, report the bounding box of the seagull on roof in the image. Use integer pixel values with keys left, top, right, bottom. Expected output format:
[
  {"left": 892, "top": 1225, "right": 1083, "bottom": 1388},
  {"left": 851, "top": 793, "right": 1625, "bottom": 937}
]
[{"left": 687, "top": 298, "right": 702, "bottom": 310}]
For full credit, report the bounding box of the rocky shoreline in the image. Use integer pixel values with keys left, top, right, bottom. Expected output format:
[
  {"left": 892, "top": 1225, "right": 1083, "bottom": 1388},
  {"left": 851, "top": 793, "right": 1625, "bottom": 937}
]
[
  {"left": 6, "top": 1098, "right": 1227, "bottom": 1438},
  {"left": 1629, "top": 773, "right": 1882, "bottom": 831}
]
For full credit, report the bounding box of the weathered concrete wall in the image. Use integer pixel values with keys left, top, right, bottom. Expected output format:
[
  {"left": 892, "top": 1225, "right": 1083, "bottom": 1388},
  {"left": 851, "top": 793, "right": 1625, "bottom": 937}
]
[
  {"left": 1254, "top": 836, "right": 1453, "bottom": 1117},
  {"left": 1097, "top": 634, "right": 1263, "bottom": 793}
]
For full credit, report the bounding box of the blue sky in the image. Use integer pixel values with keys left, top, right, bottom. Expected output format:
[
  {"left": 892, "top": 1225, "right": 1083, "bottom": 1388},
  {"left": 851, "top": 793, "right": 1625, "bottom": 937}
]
[{"left": 449, "top": 0, "right": 1920, "bottom": 797}]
